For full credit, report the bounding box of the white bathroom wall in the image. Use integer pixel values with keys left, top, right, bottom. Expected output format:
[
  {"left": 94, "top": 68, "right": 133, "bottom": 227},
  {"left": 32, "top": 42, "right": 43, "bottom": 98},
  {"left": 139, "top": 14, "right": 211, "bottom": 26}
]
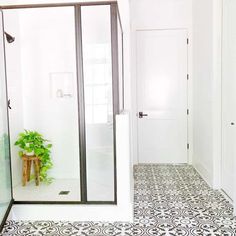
[
  {"left": 130, "top": 0, "right": 193, "bottom": 164},
  {"left": 117, "top": 0, "right": 133, "bottom": 203},
  {"left": 131, "top": 0, "right": 192, "bottom": 29},
  {"left": 192, "top": 0, "right": 214, "bottom": 186},
  {"left": 4, "top": 10, "right": 24, "bottom": 187},
  {"left": 192, "top": 0, "right": 222, "bottom": 187}
]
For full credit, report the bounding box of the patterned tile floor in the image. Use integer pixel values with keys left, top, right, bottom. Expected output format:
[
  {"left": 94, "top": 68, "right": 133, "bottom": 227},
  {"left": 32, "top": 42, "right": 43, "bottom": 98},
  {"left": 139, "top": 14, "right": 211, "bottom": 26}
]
[{"left": 1, "top": 164, "right": 236, "bottom": 235}]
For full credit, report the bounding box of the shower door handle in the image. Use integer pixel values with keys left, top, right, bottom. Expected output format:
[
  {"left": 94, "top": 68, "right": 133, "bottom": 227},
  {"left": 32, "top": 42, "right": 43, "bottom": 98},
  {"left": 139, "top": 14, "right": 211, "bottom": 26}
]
[{"left": 8, "top": 99, "right": 12, "bottom": 109}]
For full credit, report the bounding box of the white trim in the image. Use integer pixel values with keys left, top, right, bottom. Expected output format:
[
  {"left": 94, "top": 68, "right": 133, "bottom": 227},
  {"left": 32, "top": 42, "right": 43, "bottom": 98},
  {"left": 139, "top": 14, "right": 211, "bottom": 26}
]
[
  {"left": 220, "top": 189, "right": 233, "bottom": 204},
  {"left": 193, "top": 162, "right": 213, "bottom": 188}
]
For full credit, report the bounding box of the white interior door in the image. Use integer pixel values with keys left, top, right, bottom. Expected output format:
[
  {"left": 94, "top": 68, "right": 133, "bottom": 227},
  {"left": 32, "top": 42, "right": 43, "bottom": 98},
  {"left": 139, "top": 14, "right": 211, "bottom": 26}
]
[
  {"left": 221, "top": 0, "right": 236, "bottom": 200},
  {"left": 137, "top": 29, "right": 188, "bottom": 164}
]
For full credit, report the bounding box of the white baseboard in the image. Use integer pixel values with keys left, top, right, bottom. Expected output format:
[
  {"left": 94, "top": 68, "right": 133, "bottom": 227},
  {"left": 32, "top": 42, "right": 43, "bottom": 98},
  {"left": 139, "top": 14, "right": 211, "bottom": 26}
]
[{"left": 193, "top": 162, "right": 213, "bottom": 187}]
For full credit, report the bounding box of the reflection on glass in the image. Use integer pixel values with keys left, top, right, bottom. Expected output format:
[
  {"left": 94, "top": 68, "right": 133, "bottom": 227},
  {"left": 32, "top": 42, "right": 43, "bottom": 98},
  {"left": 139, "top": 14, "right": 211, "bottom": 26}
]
[
  {"left": 0, "top": 11, "right": 12, "bottom": 223},
  {"left": 81, "top": 5, "right": 115, "bottom": 201}
]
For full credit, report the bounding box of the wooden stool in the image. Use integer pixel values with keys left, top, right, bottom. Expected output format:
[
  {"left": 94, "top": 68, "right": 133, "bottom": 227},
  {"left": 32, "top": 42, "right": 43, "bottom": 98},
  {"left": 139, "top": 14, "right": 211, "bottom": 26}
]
[{"left": 22, "top": 155, "right": 40, "bottom": 186}]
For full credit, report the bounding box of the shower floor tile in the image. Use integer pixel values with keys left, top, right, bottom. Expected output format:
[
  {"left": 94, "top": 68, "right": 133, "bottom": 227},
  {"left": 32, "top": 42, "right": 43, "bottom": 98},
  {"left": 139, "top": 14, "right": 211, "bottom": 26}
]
[
  {"left": 2, "top": 164, "right": 236, "bottom": 235},
  {"left": 13, "top": 179, "right": 81, "bottom": 202}
]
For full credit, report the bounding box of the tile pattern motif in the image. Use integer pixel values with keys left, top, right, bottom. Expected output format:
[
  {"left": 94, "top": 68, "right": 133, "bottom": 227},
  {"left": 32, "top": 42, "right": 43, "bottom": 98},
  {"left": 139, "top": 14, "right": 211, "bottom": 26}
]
[{"left": 1, "top": 164, "right": 236, "bottom": 235}]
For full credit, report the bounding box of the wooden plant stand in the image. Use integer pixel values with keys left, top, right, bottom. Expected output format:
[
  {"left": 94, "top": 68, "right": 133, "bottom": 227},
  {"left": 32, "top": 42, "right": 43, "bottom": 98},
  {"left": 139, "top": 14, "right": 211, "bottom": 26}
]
[{"left": 22, "top": 155, "right": 40, "bottom": 186}]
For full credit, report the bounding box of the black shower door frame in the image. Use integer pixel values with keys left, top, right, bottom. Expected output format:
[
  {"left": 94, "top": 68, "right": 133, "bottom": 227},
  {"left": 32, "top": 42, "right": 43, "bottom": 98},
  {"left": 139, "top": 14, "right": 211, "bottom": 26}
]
[{"left": 0, "top": 1, "right": 124, "bottom": 205}]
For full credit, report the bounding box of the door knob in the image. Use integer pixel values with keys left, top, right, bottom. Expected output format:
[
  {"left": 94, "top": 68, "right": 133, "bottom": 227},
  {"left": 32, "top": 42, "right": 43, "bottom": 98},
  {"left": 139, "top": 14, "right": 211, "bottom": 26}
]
[
  {"left": 139, "top": 112, "right": 148, "bottom": 118},
  {"left": 231, "top": 122, "right": 235, "bottom": 125}
]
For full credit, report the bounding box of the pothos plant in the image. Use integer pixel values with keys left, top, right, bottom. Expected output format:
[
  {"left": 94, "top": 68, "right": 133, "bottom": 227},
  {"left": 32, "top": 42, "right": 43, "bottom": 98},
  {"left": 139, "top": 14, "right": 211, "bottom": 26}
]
[{"left": 15, "top": 130, "right": 53, "bottom": 184}]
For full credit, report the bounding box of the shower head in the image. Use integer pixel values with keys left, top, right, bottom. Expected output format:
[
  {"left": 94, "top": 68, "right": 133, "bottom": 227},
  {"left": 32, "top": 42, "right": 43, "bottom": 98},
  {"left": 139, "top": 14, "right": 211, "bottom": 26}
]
[{"left": 4, "top": 32, "right": 15, "bottom": 43}]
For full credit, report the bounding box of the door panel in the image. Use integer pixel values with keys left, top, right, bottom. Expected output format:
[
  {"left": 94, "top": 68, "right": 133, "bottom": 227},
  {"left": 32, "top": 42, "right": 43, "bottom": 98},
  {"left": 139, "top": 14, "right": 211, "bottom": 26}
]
[
  {"left": 221, "top": 0, "right": 236, "bottom": 200},
  {"left": 0, "top": 10, "right": 13, "bottom": 227},
  {"left": 137, "top": 30, "right": 188, "bottom": 163}
]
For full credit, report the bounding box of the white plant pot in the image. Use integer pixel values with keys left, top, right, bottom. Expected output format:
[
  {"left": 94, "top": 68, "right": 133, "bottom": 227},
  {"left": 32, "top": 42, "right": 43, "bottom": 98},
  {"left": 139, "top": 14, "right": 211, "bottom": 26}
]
[
  {"left": 25, "top": 143, "right": 34, "bottom": 156},
  {"left": 24, "top": 150, "right": 34, "bottom": 156}
]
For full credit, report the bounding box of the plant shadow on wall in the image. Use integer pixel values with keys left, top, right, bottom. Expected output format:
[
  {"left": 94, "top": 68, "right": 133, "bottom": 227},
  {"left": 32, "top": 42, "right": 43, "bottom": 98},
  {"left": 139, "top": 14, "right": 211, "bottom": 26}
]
[{"left": 15, "top": 130, "right": 53, "bottom": 184}]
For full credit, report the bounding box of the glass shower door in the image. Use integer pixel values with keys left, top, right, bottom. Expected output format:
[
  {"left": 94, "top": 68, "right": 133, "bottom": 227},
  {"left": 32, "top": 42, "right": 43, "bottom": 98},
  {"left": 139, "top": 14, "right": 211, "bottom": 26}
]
[
  {"left": 0, "top": 10, "right": 13, "bottom": 228},
  {"left": 4, "top": 7, "right": 80, "bottom": 202}
]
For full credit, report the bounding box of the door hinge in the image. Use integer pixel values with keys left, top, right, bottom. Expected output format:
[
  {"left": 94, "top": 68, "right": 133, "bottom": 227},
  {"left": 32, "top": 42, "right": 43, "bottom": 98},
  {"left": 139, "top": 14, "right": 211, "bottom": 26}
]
[
  {"left": 187, "top": 74, "right": 189, "bottom": 80},
  {"left": 187, "top": 38, "right": 189, "bottom": 44},
  {"left": 187, "top": 109, "right": 189, "bottom": 115},
  {"left": 187, "top": 143, "right": 189, "bottom": 150}
]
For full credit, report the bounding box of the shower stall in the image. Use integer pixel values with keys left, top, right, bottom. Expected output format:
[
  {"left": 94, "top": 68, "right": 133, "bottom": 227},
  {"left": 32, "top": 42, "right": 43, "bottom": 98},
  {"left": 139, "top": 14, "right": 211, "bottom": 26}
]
[{"left": 0, "top": 2, "right": 124, "bottom": 224}]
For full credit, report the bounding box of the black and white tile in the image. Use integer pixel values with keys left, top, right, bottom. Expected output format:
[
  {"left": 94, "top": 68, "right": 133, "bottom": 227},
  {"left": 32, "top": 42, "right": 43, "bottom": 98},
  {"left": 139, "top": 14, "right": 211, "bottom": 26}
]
[{"left": 1, "top": 164, "right": 236, "bottom": 235}]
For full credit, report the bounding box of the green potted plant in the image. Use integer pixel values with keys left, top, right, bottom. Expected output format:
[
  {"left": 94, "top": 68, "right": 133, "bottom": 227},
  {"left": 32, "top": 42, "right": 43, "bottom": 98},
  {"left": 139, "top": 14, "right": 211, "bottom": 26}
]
[{"left": 15, "top": 130, "right": 53, "bottom": 184}]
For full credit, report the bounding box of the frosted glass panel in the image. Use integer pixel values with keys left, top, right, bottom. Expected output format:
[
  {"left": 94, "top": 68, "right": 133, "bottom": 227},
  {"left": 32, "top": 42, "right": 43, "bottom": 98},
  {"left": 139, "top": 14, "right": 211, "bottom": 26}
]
[
  {"left": 81, "top": 5, "right": 115, "bottom": 201},
  {"left": 0, "top": 11, "right": 12, "bottom": 224}
]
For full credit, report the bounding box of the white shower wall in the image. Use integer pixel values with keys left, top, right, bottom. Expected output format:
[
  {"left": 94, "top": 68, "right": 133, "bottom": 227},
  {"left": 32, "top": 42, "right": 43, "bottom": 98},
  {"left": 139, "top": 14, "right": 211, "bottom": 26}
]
[{"left": 19, "top": 7, "right": 80, "bottom": 180}]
